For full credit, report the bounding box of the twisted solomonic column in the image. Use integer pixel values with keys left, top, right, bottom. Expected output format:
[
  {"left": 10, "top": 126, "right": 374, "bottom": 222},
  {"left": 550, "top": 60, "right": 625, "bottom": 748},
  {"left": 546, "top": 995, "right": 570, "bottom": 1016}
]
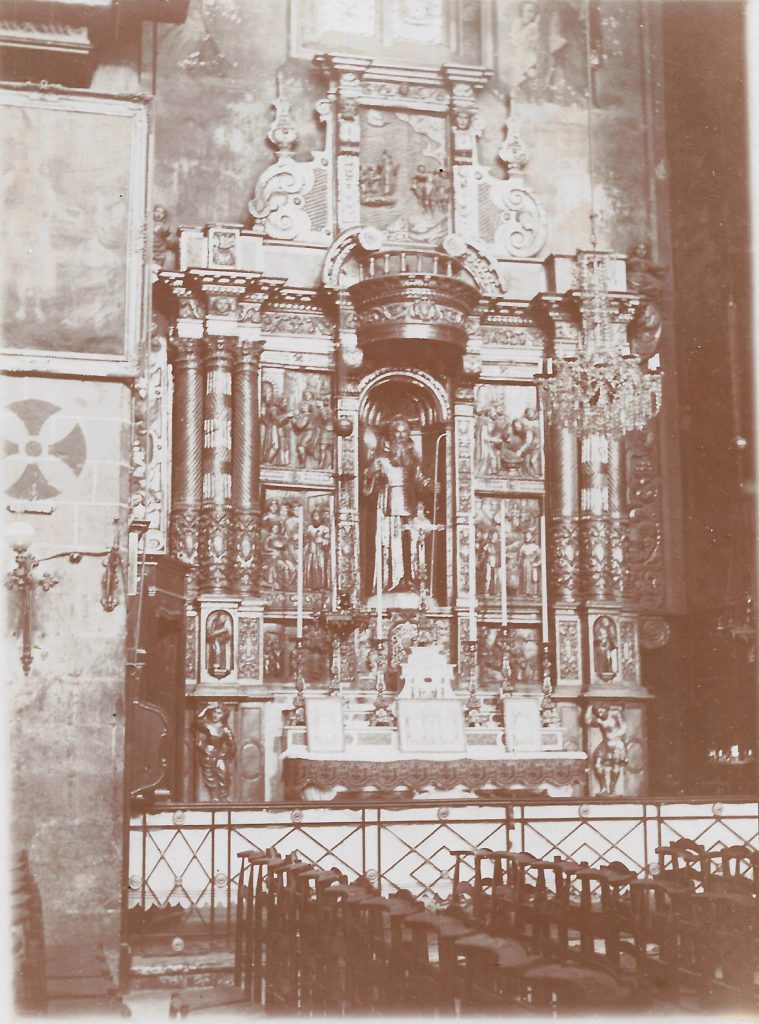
[
  {"left": 168, "top": 336, "right": 204, "bottom": 585},
  {"left": 607, "top": 438, "right": 626, "bottom": 602},
  {"left": 231, "top": 339, "right": 264, "bottom": 594},
  {"left": 199, "top": 337, "right": 234, "bottom": 592},
  {"left": 548, "top": 424, "right": 580, "bottom": 603},
  {"left": 579, "top": 433, "right": 613, "bottom": 601}
]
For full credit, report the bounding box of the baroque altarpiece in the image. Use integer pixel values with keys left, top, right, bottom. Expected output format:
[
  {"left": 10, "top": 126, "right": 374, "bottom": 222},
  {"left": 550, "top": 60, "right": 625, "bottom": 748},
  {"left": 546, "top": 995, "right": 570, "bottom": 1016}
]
[{"left": 138, "top": 50, "right": 666, "bottom": 805}]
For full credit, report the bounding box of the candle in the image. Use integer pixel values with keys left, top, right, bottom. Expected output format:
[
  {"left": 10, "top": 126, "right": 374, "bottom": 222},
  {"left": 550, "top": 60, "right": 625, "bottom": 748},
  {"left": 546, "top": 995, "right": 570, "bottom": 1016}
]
[
  {"left": 296, "top": 505, "right": 304, "bottom": 639},
  {"left": 375, "top": 507, "right": 384, "bottom": 640},
  {"left": 329, "top": 494, "right": 337, "bottom": 610},
  {"left": 539, "top": 511, "right": 549, "bottom": 636},
  {"left": 499, "top": 503, "right": 508, "bottom": 627},
  {"left": 468, "top": 519, "right": 477, "bottom": 641}
]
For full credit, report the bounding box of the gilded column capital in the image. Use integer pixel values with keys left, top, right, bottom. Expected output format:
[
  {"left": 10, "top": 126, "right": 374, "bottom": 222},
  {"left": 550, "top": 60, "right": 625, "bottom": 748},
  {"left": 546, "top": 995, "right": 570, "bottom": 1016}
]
[
  {"left": 202, "top": 335, "right": 236, "bottom": 364},
  {"left": 168, "top": 334, "right": 203, "bottom": 368},
  {"left": 231, "top": 337, "right": 265, "bottom": 368}
]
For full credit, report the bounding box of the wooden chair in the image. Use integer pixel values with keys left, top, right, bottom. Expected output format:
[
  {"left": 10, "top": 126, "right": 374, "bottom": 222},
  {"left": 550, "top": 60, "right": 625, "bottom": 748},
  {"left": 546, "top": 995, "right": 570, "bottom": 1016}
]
[
  {"left": 451, "top": 848, "right": 509, "bottom": 924},
  {"left": 400, "top": 906, "right": 477, "bottom": 1014},
  {"left": 628, "top": 875, "right": 696, "bottom": 1009},
  {"left": 350, "top": 889, "right": 422, "bottom": 1011},
  {"left": 170, "top": 847, "right": 282, "bottom": 1018}
]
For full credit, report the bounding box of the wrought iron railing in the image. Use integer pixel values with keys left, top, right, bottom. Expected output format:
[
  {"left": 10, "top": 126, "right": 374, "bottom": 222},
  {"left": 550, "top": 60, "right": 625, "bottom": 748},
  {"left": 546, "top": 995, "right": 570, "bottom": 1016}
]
[{"left": 125, "top": 798, "right": 759, "bottom": 956}]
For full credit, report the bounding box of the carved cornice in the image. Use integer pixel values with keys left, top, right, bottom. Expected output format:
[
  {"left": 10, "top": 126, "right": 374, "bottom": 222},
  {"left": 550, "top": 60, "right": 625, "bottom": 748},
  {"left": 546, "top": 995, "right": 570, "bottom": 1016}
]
[
  {"left": 0, "top": 0, "right": 188, "bottom": 81},
  {"left": 349, "top": 272, "right": 479, "bottom": 352}
]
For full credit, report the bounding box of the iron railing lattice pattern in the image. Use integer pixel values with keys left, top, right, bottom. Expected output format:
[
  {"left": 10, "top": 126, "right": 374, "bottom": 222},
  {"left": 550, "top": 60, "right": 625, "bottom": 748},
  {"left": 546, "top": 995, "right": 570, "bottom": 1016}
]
[{"left": 126, "top": 799, "right": 759, "bottom": 954}]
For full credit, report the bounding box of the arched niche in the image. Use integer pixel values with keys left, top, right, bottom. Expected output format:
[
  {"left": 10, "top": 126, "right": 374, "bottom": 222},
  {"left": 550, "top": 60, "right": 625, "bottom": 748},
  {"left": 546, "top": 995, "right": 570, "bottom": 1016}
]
[{"left": 358, "top": 370, "right": 449, "bottom": 607}]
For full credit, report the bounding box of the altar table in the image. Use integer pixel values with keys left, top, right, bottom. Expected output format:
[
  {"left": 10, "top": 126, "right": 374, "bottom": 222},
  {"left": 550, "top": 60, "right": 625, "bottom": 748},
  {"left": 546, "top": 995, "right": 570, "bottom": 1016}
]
[{"left": 282, "top": 748, "right": 587, "bottom": 800}]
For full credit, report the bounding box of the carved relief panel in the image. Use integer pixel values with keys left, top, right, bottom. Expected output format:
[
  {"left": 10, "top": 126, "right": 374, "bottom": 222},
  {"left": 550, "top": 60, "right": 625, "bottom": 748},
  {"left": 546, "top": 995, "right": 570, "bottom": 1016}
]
[
  {"left": 359, "top": 107, "right": 451, "bottom": 243},
  {"left": 263, "top": 622, "right": 330, "bottom": 685},
  {"left": 473, "top": 383, "right": 542, "bottom": 487},
  {"left": 474, "top": 496, "right": 542, "bottom": 607},
  {"left": 585, "top": 612, "right": 641, "bottom": 689},
  {"left": 585, "top": 701, "right": 647, "bottom": 798},
  {"left": 478, "top": 624, "right": 540, "bottom": 691},
  {"left": 261, "top": 489, "right": 334, "bottom": 609},
  {"left": 199, "top": 602, "right": 237, "bottom": 686},
  {"left": 260, "top": 368, "right": 334, "bottom": 482}
]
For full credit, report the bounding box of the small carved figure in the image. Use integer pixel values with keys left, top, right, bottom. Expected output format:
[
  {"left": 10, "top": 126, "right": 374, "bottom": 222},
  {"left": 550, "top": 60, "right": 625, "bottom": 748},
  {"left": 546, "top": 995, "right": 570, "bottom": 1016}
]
[
  {"left": 206, "top": 610, "right": 233, "bottom": 679},
  {"left": 264, "top": 631, "right": 284, "bottom": 679},
  {"left": 403, "top": 502, "right": 444, "bottom": 594},
  {"left": 211, "top": 230, "right": 236, "bottom": 266},
  {"left": 587, "top": 705, "right": 628, "bottom": 796},
  {"left": 261, "top": 381, "right": 292, "bottom": 466},
  {"left": 314, "top": 395, "right": 334, "bottom": 469},
  {"left": 509, "top": 632, "right": 532, "bottom": 683},
  {"left": 627, "top": 242, "right": 665, "bottom": 358},
  {"left": 360, "top": 150, "right": 399, "bottom": 206},
  {"left": 262, "top": 519, "right": 295, "bottom": 590},
  {"left": 411, "top": 164, "right": 450, "bottom": 216},
  {"left": 479, "top": 528, "right": 501, "bottom": 597},
  {"left": 152, "top": 205, "right": 178, "bottom": 272},
  {"left": 474, "top": 405, "right": 502, "bottom": 476},
  {"left": 593, "top": 615, "right": 619, "bottom": 681},
  {"left": 502, "top": 408, "right": 540, "bottom": 475},
  {"left": 292, "top": 389, "right": 324, "bottom": 468},
  {"left": 196, "top": 703, "right": 236, "bottom": 801},
  {"left": 303, "top": 508, "right": 330, "bottom": 591},
  {"left": 517, "top": 530, "right": 542, "bottom": 598}
]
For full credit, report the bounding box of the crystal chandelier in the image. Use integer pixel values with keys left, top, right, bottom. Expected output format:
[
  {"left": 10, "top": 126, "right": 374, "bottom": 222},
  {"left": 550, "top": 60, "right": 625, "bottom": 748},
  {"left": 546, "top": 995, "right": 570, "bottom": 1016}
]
[{"left": 541, "top": 250, "right": 662, "bottom": 440}]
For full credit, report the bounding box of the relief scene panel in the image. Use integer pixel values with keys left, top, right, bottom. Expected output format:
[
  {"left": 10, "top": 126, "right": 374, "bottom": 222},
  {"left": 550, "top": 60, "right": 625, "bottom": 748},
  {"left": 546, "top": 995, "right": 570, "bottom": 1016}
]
[
  {"left": 261, "top": 489, "right": 333, "bottom": 606},
  {"left": 474, "top": 384, "right": 542, "bottom": 484},
  {"left": 359, "top": 107, "right": 451, "bottom": 244},
  {"left": 475, "top": 496, "right": 542, "bottom": 606},
  {"left": 261, "top": 369, "right": 334, "bottom": 475}
]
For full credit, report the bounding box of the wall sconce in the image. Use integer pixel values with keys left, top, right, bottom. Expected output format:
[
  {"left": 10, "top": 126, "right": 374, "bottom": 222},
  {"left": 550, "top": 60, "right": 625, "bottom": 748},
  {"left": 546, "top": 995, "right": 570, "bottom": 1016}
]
[{"left": 5, "top": 519, "right": 125, "bottom": 676}]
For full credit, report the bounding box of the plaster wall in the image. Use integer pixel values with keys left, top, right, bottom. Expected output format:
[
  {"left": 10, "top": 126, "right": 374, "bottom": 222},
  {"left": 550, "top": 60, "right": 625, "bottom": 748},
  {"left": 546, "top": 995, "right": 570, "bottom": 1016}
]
[{"left": 145, "top": 0, "right": 656, "bottom": 257}]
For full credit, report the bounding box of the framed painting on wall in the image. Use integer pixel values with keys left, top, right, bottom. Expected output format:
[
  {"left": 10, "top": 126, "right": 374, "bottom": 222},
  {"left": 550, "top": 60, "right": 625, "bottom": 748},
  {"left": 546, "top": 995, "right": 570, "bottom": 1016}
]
[{"left": 0, "top": 85, "right": 150, "bottom": 378}]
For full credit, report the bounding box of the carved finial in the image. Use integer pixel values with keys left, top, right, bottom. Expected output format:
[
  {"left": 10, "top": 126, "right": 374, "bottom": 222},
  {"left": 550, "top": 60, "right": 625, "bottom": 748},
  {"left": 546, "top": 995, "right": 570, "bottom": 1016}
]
[
  {"left": 268, "top": 71, "right": 298, "bottom": 157},
  {"left": 498, "top": 115, "right": 529, "bottom": 177}
]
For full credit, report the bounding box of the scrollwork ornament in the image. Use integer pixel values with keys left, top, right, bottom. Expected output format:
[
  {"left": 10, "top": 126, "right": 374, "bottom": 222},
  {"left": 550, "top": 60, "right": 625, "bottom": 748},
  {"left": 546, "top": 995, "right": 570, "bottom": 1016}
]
[
  {"left": 640, "top": 616, "right": 670, "bottom": 650},
  {"left": 238, "top": 617, "right": 260, "bottom": 678},
  {"left": 198, "top": 507, "right": 232, "bottom": 592},
  {"left": 231, "top": 508, "right": 260, "bottom": 595},
  {"left": 579, "top": 516, "right": 612, "bottom": 600},
  {"left": 169, "top": 507, "right": 200, "bottom": 570},
  {"left": 549, "top": 517, "right": 580, "bottom": 600}
]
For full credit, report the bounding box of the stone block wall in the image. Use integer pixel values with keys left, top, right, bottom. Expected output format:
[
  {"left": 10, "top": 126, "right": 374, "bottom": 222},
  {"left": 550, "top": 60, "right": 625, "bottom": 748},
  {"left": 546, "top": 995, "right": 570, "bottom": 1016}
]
[{"left": 4, "top": 375, "right": 131, "bottom": 946}]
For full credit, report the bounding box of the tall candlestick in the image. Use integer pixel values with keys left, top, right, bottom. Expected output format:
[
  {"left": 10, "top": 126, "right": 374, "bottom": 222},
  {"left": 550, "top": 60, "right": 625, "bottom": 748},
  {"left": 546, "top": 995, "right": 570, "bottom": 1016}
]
[
  {"left": 499, "top": 503, "right": 508, "bottom": 627},
  {"left": 375, "top": 507, "right": 384, "bottom": 640},
  {"left": 468, "top": 519, "right": 477, "bottom": 640},
  {"left": 296, "top": 505, "right": 304, "bottom": 639},
  {"left": 329, "top": 494, "right": 337, "bottom": 610},
  {"left": 539, "top": 511, "right": 549, "bottom": 637}
]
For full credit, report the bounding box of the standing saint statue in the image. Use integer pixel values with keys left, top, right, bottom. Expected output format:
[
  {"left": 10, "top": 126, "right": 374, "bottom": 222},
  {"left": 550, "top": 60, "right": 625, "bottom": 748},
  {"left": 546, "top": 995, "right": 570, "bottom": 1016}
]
[
  {"left": 195, "top": 703, "right": 236, "bottom": 801},
  {"left": 363, "top": 415, "right": 436, "bottom": 594}
]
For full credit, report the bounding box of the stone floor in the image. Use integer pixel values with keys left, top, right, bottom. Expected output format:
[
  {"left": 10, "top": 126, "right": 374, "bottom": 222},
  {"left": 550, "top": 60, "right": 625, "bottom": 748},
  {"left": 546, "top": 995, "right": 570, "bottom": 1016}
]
[{"left": 124, "top": 988, "right": 264, "bottom": 1019}]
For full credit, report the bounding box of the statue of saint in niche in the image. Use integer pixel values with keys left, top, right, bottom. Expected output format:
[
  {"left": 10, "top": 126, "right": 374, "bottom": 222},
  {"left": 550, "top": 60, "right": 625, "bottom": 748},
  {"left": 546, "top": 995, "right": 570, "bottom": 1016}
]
[
  {"left": 363, "top": 415, "right": 437, "bottom": 595},
  {"left": 593, "top": 615, "right": 619, "bottom": 681},
  {"left": 206, "top": 610, "right": 233, "bottom": 679}
]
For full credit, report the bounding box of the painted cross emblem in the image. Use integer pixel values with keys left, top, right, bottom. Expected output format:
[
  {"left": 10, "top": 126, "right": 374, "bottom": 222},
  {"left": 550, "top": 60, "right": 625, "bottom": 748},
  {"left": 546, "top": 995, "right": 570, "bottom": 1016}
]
[{"left": 3, "top": 400, "right": 86, "bottom": 501}]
